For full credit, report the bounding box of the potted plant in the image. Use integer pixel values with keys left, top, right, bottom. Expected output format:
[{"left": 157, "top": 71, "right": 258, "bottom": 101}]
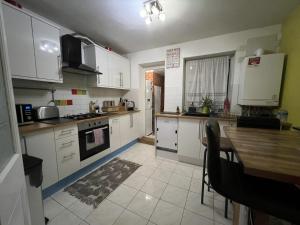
[{"left": 201, "top": 96, "right": 213, "bottom": 114}]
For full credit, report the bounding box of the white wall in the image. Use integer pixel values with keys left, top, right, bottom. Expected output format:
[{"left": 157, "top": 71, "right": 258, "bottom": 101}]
[
  {"left": 126, "top": 24, "right": 281, "bottom": 136},
  {"left": 13, "top": 74, "right": 127, "bottom": 116}
]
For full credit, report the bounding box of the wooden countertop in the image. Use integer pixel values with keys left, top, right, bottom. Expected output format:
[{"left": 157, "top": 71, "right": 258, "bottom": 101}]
[
  {"left": 224, "top": 126, "right": 300, "bottom": 185},
  {"left": 19, "top": 110, "right": 141, "bottom": 136},
  {"left": 155, "top": 112, "right": 237, "bottom": 121}
]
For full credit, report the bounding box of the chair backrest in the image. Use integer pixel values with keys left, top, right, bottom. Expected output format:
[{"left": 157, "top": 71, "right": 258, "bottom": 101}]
[
  {"left": 237, "top": 116, "right": 280, "bottom": 130},
  {"left": 205, "top": 118, "right": 222, "bottom": 190}
]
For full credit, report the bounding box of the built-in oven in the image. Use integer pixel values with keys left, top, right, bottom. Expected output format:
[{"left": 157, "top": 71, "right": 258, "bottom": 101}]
[{"left": 78, "top": 119, "right": 110, "bottom": 161}]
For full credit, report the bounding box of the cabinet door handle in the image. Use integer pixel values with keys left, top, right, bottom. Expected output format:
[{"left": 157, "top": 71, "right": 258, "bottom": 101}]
[
  {"left": 61, "top": 140, "right": 74, "bottom": 147},
  {"left": 97, "top": 75, "right": 100, "bottom": 84},
  {"left": 198, "top": 121, "right": 201, "bottom": 139},
  {"left": 63, "top": 152, "right": 75, "bottom": 161},
  {"left": 60, "top": 129, "right": 73, "bottom": 135},
  {"left": 119, "top": 72, "right": 123, "bottom": 87},
  {"left": 111, "top": 126, "right": 113, "bottom": 134},
  {"left": 57, "top": 55, "right": 62, "bottom": 80},
  {"left": 130, "top": 114, "right": 133, "bottom": 128}
]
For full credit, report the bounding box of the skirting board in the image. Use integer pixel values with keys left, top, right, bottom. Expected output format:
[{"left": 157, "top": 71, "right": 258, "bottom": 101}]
[{"left": 42, "top": 139, "right": 138, "bottom": 199}]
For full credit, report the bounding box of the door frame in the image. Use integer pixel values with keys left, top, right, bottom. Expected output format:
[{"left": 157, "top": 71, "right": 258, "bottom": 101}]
[
  {"left": 140, "top": 64, "right": 165, "bottom": 136},
  {"left": 0, "top": 3, "right": 31, "bottom": 225},
  {"left": 0, "top": 1, "right": 22, "bottom": 155}
]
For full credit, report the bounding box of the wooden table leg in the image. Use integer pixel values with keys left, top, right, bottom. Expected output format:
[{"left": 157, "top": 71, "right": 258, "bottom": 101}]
[{"left": 233, "top": 202, "right": 240, "bottom": 225}]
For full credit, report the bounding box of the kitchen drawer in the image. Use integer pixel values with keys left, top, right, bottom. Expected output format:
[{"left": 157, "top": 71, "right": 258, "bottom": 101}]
[
  {"left": 54, "top": 125, "right": 78, "bottom": 140},
  {"left": 55, "top": 135, "right": 78, "bottom": 152},
  {"left": 56, "top": 145, "right": 80, "bottom": 179}
]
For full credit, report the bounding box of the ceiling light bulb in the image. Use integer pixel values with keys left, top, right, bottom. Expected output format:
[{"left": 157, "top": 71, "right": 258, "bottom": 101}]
[
  {"left": 152, "top": 5, "right": 160, "bottom": 15},
  {"left": 159, "top": 12, "right": 166, "bottom": 21},
  {"left": 140, "top": 8, "right": 147, "bottom": 18},
  {"left": 53, "top": 46, "right": 59, "bottom": 51},
  {"left": 145, "top": 17, "right": 152, "bottom": 25}
]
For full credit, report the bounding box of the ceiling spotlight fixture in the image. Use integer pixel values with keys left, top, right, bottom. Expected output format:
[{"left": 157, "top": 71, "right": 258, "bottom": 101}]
[{"left": 140, "top": 0, "right": 165, "bottom": 24}]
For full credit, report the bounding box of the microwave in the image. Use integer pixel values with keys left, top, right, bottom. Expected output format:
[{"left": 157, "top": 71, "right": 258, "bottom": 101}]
[{"left": 16, "top": 104, "right": 34, "bottom": 125}]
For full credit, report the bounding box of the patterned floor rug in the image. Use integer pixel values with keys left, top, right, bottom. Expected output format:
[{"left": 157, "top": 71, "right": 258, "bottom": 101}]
[{"left": 64, "top": 157, "right": 141, "bottom": 208}]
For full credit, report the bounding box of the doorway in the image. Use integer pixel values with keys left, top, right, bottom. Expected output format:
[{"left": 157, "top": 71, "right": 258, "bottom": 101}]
[{"left": 145, "top": 68, "right": 165, "bottom": 137}]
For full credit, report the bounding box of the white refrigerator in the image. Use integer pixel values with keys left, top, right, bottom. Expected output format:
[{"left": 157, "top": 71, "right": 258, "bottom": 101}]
[{"left": 145, "top": 80, "right": 153, "bottom": 135}]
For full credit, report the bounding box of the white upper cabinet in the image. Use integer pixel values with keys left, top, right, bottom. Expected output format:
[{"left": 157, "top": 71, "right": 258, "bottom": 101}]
[
  {"left": 86, "top": 46, "right": 130, "bottom": 89},
  {"left": 109, "top": 52, "right": 130, "bottom": 89},
  {"left": 2, "top": 4, "right": 36, "bottom": 79},
  {"left": 86, "top": 45, "right": 109, "bottom": 87},
  {"left": 109, "top": 52, "right": 122, "bottom": 88},
  {"left": 32, "top": 18, "right": 61, "bottom": 82},
  {"left": 120, "top": 56, "right": 130, "bottom": 89},
  {"left": 2, "top": 3, "right": 62, "bottom": 83}
]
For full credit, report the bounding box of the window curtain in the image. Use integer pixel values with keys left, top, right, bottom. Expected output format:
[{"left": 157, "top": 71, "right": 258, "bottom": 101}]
[{"left": 185, "top": 56, "right": 230, "bottom": 111}]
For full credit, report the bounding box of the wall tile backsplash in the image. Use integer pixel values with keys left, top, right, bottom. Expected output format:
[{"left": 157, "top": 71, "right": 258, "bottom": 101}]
[{"left": 13, "top": 73, "right": 127, "bottom": 116}]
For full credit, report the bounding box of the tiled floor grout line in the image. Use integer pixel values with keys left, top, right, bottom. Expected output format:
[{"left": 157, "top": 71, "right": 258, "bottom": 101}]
[
  {"left": 179, "top": 175, "right": 192, "bottom": 225},
  {"left": 49, "top": 196, "right": 88, "bottom": 223},
  {"left": 146, "top": 169, "right": 170, "bottom": 225},
  {"left": 109, "top": 161, "right": 153, "bottom": 225}
]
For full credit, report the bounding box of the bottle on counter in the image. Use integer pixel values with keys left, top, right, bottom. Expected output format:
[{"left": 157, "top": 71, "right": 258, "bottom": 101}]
[{"left": 224, "top": 97, "right": 230, "bottom": 114}]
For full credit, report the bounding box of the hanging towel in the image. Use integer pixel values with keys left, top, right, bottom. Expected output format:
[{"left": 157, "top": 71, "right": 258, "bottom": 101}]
[
  {"left": 87, "top": 132, "right": 95, "bottom": 143},
  {"left": 93, "top": 128, "right": 104, "bottom": 145}
]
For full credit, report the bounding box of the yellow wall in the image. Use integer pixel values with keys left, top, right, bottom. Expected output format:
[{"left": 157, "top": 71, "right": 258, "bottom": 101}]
[{"left": 280, "top": 6, "right": 300, "bottom": 125}]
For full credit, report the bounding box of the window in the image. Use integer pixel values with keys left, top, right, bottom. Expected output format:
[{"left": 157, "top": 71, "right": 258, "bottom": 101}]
[{"left": 184, "top": 55, "right": 231, "bottom": 112}]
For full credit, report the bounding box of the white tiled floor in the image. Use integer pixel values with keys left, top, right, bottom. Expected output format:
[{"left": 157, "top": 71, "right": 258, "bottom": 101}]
[{"left": 44, "top": 143, "right": 233, "bottom": 225}]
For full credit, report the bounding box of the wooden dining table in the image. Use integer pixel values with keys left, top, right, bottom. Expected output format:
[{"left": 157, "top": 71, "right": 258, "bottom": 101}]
[{"left": 224, "top": 126, "right": 300, "bottom": 185}]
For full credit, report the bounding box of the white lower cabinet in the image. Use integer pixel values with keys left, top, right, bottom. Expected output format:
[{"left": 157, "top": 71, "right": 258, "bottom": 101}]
[
  {"left": 109, "top": 118, "right": 121, "bottom": 153},
  {"left": 178, "top": 119, "right": 202, "bottom": 163},
  {"left": 24, "top": 113, "right": 140, "bottom": 189},
  {"left": 55, "top": 135, "right": 80, "bottom": 180},
  {"left": 119, "top": 113, "right": 140, "bottom": 147},
  {"left": 156, "top": 117, "right": 178, "bottom": 151},
  {"left": 25, "top": 130, "right": 58, "bottom": 189}
]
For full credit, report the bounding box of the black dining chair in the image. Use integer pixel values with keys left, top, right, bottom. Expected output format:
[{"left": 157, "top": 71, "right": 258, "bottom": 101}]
[
  {"left": 205, "top": 118, "right": 300, "bottom": 224},
  {"left": 201, "top": 136, "right": 233, "bottom": 218}
]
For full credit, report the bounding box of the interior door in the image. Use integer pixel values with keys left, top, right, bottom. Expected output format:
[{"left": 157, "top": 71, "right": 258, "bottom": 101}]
[{"left": 0, "top": 5, "right": 31, "bottom": 225}]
